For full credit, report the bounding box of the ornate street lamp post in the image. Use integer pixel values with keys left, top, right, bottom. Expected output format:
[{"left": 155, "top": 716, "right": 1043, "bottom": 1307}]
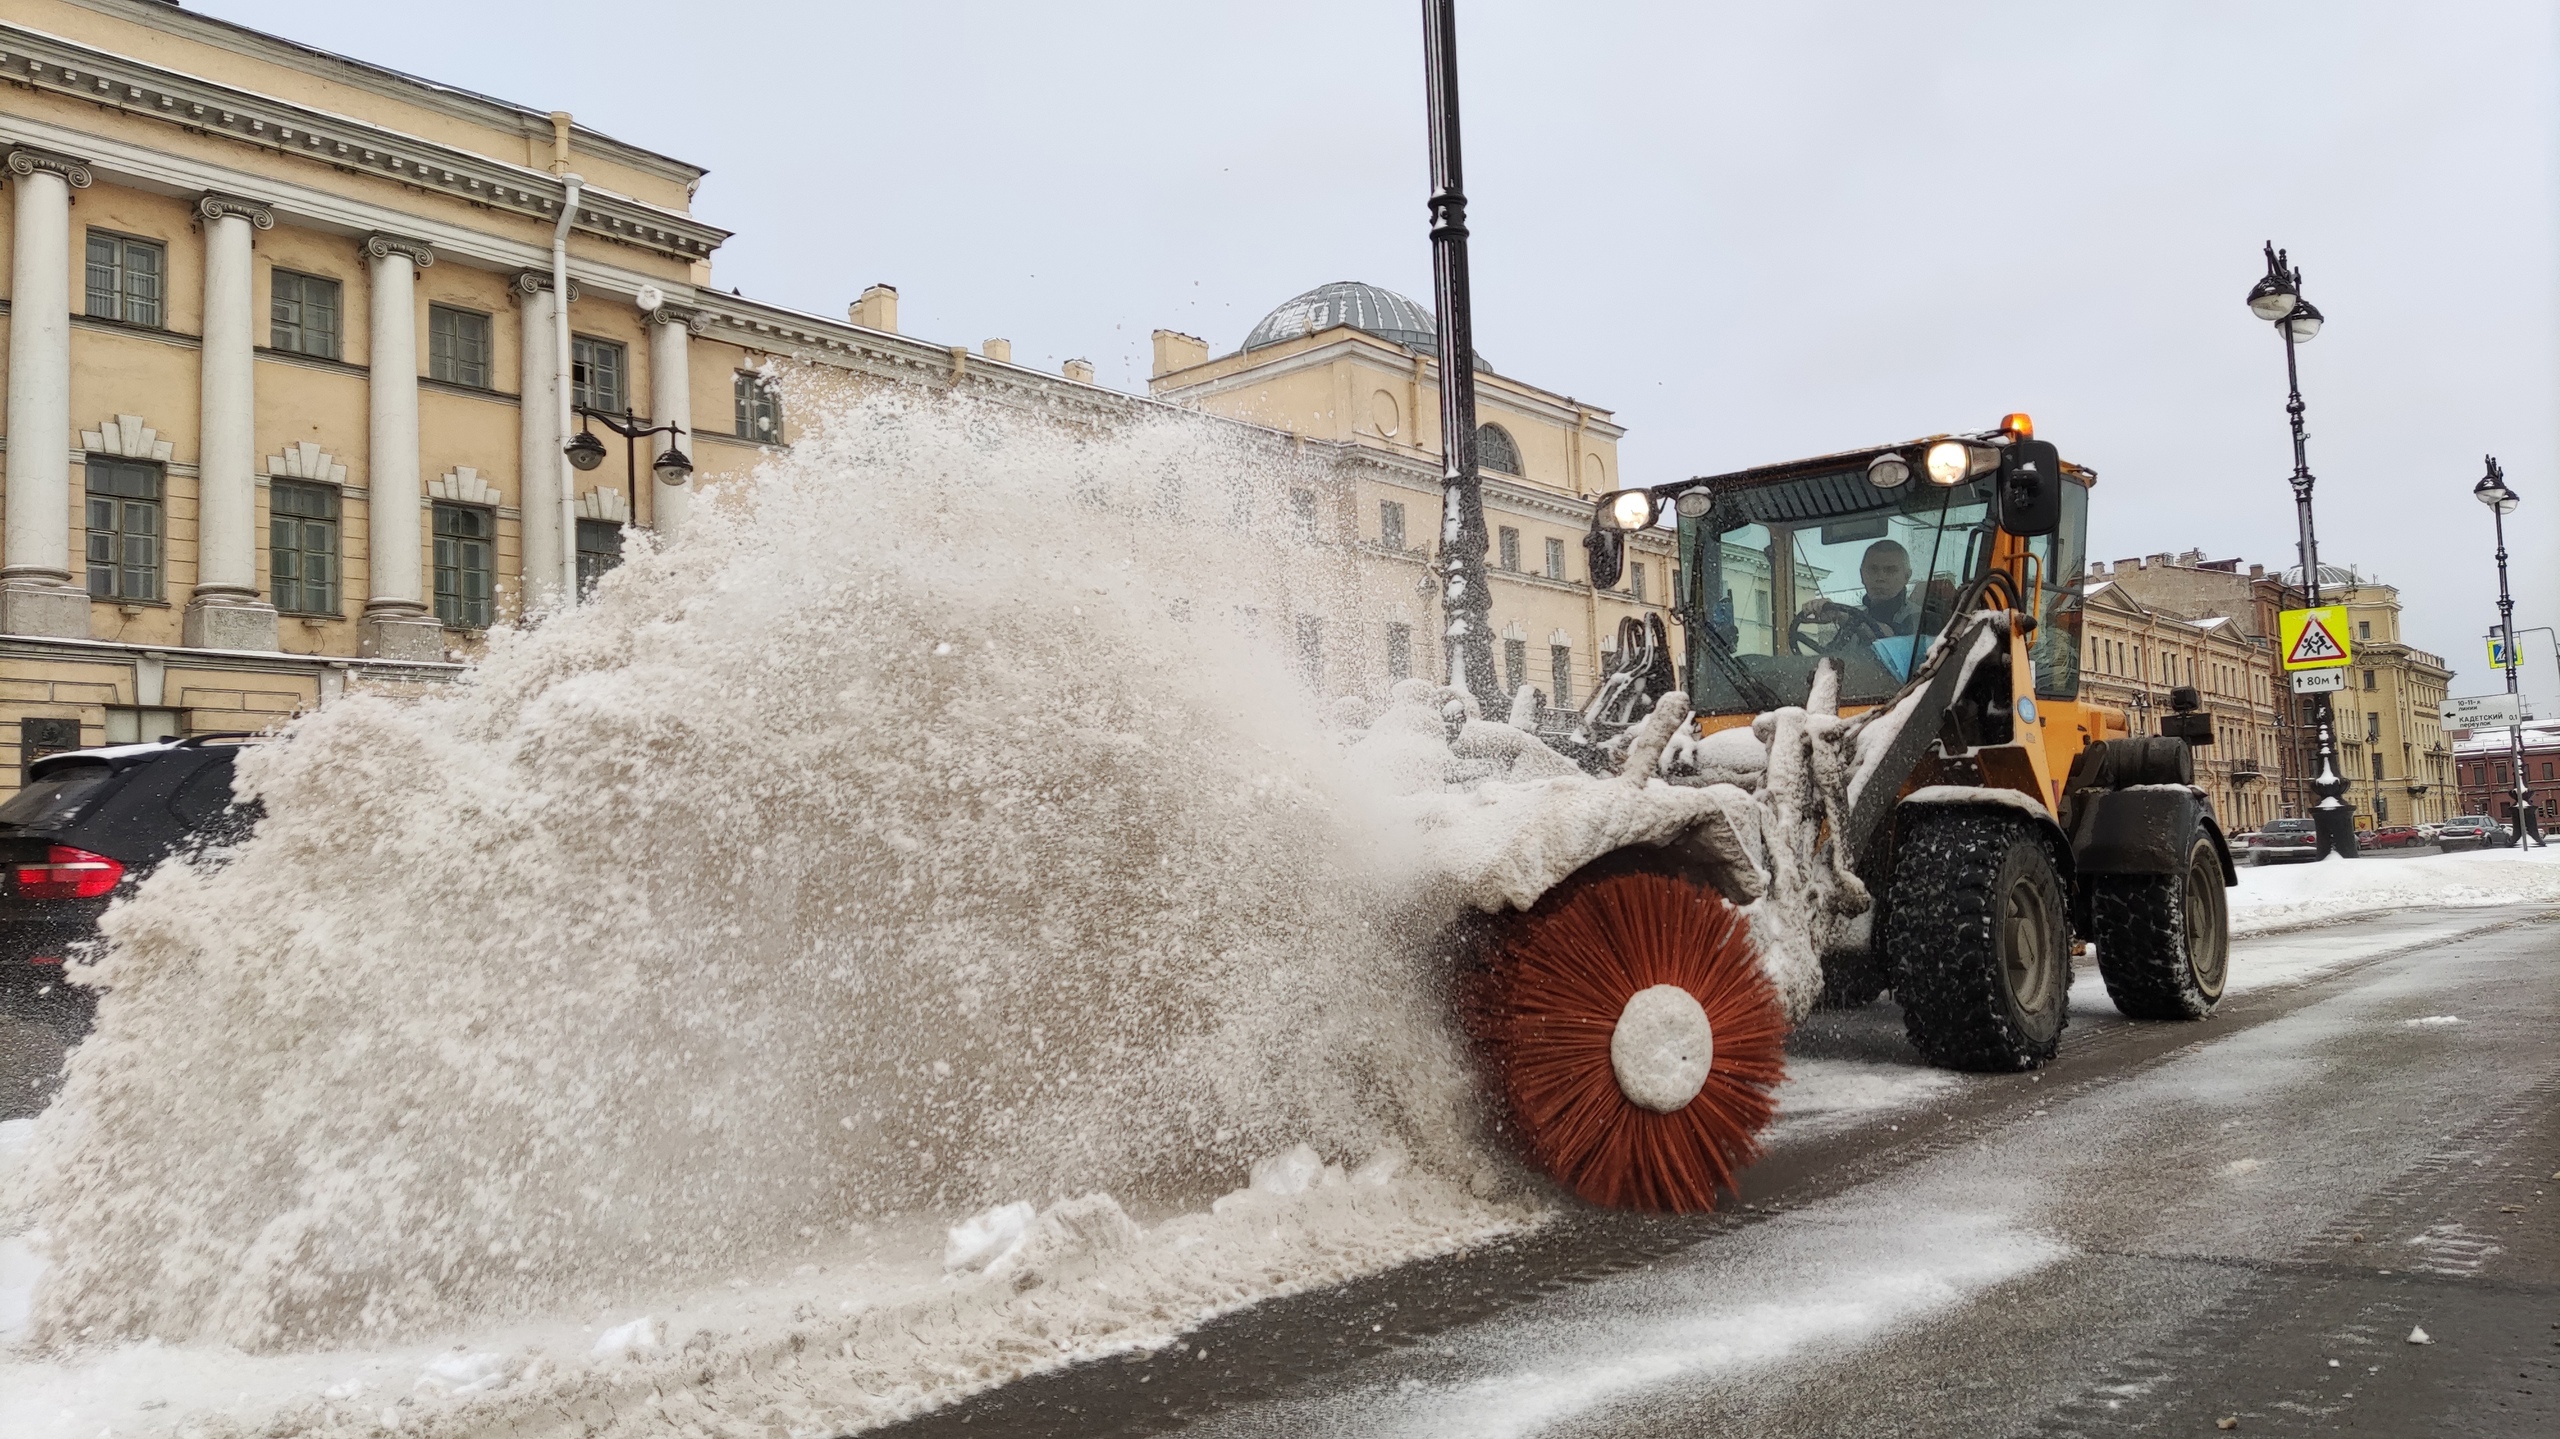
[
  {"left": 1420, "top": 0, "right": 1501, "bottom": 715},
  {"left": 564, "top": 405, "right": 691, "bottom": 594},
  {"left": 2473, "top": 458, "right": 2541, "bottom": 845},
  {"left": 2246, "top": 243, "right": 2357, "bottom": 858}
]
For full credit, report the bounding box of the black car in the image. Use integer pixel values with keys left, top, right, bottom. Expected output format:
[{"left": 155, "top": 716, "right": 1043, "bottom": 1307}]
[
  {"left": 0, "top": 736, "right": 257, "bottom": 1003},
  {"left": 2247, "top": 817, "right": 2323, "bottom": 865}
]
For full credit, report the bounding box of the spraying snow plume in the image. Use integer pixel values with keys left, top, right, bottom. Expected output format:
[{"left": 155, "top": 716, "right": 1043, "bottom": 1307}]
[{"left": 6, "top": 394, "right": 1489, "bottom": 1351}]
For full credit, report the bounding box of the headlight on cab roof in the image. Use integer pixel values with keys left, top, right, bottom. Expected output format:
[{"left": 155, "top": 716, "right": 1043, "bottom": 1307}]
[
  {"left": 1924, "top": 439, "right": 2001, "bottom": 486},
  {"left": 1603, "top": 489, "right": 1658, "bottom": 530}
]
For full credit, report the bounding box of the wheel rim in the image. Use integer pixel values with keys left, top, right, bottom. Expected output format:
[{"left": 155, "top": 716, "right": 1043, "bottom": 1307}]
[
  {"left": 2186, "top": 847, "right": 2229, "bottom": 997},
  {"left": 2002, "top": 871, "right": 2059, "bottom": 1012}
]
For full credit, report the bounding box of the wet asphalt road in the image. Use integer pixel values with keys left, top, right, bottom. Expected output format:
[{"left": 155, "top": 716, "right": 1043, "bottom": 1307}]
[{"left": 877, "top": 904, "right": 2559, "bottom": 1438}]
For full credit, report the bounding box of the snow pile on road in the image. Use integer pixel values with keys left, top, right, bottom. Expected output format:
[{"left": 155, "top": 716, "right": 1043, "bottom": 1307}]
[
  {"left": 2, "top": 1130, "right": 1516, "bottom": 1437},
  {"left": 2228, "top": 845, "right": 2560, "bottom": 936},
  {"left": 0, "top": 394, "right": 1534, "bottom": 1436}
]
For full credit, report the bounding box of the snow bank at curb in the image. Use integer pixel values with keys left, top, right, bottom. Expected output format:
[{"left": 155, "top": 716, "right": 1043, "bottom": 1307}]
[
  {"left": 0, "top": 1140, "right": 1531, "bottom": 1439},
  {"left": 2228, "top": 846, "right": 2560, "bottom": 936}
]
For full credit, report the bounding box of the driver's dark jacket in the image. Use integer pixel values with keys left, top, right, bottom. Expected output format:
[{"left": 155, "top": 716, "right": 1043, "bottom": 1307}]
[{"left": 1860, "top": 589, "right": 1919, "bottom": 636}]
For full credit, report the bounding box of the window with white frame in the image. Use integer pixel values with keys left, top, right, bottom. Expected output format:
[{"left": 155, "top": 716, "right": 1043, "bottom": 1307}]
[
  {"left": 572, "top": 335, "right": 629, "bottom": 413},
  {"left": 734, "top": 371, "right": 782, "bottom": 441},
  {"left": 84, "top": 231, "right": 163, "bottom": 327},
  {"left": 429, "top": 305, "right": 493, "bottom": 387},
  {"left": 85, "top": 459, "right": 162, "bottom": 601},
  {"left": 269, "top": 270, "right": 343, "bottom": 358}
]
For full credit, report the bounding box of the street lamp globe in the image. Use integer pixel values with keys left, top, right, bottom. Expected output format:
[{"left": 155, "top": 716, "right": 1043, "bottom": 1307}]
[
  {"left": 2246, "top": 245, "right": 2299, "bottom": 321},
  {"left": 2282, "top": 297, "right": 2323, "bottom": 342},
  {"left": 2474, "top": 459, "right": 2519, "bottom": 514},
  {"left": 651, "top": 448, "right": 695, "bottom": 487},
  {"left": 564, "top": 429, "right": 607, "bottom": 472}
]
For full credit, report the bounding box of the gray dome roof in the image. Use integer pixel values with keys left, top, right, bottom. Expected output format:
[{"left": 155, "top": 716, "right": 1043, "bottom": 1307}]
[
  {"left": 1243, "top": 281, "right": 1485, "bottom": 368},
  {"left": 2283, "top": 563, "right": 2371, "bottom": 589}
]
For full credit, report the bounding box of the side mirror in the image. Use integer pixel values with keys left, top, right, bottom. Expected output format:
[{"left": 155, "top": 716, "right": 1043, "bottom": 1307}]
[
  {"left": 1583, "top": 527, "right": 1624, "bottom": 590},
  {"left": 1996, "top": 439, "right": 2063, "bottom": 537}
]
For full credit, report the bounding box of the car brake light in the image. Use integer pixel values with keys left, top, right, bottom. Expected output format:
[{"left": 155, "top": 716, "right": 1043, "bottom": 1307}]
[{"left": 15, "top": 845, "right": 123, "bottom": 899}]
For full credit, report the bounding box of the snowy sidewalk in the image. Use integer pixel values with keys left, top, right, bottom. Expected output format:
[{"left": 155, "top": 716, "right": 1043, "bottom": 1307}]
[{"left": 2227, "top": 844, "right": 2560, "bottom": 937}]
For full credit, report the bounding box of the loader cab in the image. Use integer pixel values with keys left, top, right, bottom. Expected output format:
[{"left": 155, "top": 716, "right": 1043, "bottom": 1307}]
[{"left": 1592, "top": 420, "right": 2089, "bottom": 724}]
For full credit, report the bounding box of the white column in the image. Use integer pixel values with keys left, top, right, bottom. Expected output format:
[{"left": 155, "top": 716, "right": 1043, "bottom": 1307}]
[
  {"left": 516, "top": 273, "right": 565, "bottom": 612},
  {"left": 648, "top": 307, "right": 694, "bottom": 537},
  {"left": 1, "top": 148, "right": 92, "bottom": 637},
  {"left": 183, "top": 194, "right": 278, "bottom": 651},
  {"left": 356, "top": 234, "right": 441, "bottom": 661}
]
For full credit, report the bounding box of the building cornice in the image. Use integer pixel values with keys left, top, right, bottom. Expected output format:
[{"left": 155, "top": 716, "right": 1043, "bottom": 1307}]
[
  {"left": 59, "top": 0, "right": 705, "bottom": 193},
  {"left": 1, "top": 108, "right": 706, "bottom": 304},
  {"left": 0, "top": 21, "right": 728, "bottom": 262}
]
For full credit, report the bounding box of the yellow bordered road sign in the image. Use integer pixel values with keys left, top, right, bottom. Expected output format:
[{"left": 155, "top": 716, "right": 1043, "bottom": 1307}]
[{"left": 2279, "top": 605, "right": 2354, "bottom": 670}]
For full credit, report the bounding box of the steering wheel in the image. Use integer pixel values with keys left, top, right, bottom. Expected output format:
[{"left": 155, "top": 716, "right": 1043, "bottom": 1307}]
[{"left": 1789, "top": 601, "right": 1893, "bottom": 657}]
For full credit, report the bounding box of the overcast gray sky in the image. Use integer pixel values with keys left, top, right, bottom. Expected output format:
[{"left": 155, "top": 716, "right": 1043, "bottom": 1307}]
[{"left": 203, "top": 0, "right": 2558, "bottom": 703}]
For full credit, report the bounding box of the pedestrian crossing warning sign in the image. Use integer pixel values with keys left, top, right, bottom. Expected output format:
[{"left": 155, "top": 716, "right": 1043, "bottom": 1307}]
[{"left": 2279, "top": 605, "right": 2354, "bottom": 670}]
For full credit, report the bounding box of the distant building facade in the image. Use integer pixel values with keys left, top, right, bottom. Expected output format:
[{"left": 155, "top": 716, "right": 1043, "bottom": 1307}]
[
  {"left": 2090, "top": 550, "right": 2455, "bottom": 830},
  {"left": 2078, "top": 567, "right": 2287, "bottom": 831},
  {"left": 2314, "top": 567, "right": 2455, "bottom": 829},
  {"left": 2452, "top": 719, "right": 2557, "bottom": 827},
  {"left": 1149, "top": 281, "right": 1666, "bottom": 707}
]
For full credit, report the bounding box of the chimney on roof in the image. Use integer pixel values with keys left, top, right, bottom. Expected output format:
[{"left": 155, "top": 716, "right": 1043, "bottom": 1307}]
[
  {"left": 1152, "top": 329, "right": 1208, "bottom": 378},
  {"left": 851, "top": 284, "right": 898, "bottom": 333},
  {"left": 2249, "top": 564, "right": 2265, "bottom": 580},
  {"left": 982, "top": 338, "right": 1012, "bottom": 363},
  {"left": 1062, "top": 358, "right": 1095, "bottom": 384}
]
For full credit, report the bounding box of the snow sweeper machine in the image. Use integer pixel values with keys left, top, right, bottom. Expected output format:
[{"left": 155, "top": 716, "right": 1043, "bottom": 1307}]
[{"left": 1404, "top": 0, "right": 2235, "bottom": 1215}]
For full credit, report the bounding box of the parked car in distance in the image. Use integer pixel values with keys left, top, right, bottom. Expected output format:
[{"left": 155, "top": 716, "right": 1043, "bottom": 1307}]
[
  {"left": 2248, "top": 817, "right": 2324, "bottom": 865},
  {"left": 2437, "top": 815, "right": 2503, "bottom": 852},
  {"left": 0, "top": 736, "right": 258, "bottom": 1014},
  {"left": 2365, "top": 825, "right": 2423, "bottom": 850},
  {"left": 2416, "top": 822, "right": 2444, "bottom": 842}
]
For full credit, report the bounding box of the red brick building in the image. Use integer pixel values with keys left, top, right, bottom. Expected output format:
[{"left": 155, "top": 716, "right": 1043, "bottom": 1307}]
[{"left": 2452, "top": 720, "right": 2559, "bottom": 827}]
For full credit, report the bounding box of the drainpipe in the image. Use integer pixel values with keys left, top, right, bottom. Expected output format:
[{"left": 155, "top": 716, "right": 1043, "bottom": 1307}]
[{"left": 552, "top": 171, "right": 583, "bottom": 602}]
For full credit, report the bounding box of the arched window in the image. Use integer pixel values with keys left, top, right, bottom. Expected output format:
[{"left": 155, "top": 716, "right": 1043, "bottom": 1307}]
[{"left": 1475, "top": 423, "right": 1522, "bottom": 476}]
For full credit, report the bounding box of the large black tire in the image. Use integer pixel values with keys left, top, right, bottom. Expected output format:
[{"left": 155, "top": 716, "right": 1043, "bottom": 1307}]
[
  {"left": 2092, "top": 831, "right": 2229, "bottom": 1020},
  {"left": 1888, "top": 808, "right": 2070, "bottom": 1071}
]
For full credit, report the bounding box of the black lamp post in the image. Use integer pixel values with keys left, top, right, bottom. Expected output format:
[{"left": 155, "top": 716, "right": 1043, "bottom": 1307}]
[
  {"left": 566, "top": 406, "right": 691, "bottom": 544},
  {"left": 2473, "top": 457, "right": 2541, "bottom": 845},
  {"left": 2247, "top": 242, "right": 2357, "bottom": 858},
  {"left": 1420, "top": 0, "right": 1500, "bottom": 716}
]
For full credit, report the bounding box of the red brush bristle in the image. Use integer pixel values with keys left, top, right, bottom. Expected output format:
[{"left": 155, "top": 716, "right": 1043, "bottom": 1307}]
[{"left": 1462, "top": 869, "right": 1787, "bottom": 1213}]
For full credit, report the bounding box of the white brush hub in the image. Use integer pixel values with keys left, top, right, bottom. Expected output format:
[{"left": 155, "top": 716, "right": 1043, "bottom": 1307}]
[{"left": 1610, "top": 984, "right": 1714, "bottom": 1113}]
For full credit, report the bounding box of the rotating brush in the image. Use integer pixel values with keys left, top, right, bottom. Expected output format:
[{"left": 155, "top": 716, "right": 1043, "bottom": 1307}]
[{"left": 1461, "top": 868, "right": 1787, "bottom": 1212}]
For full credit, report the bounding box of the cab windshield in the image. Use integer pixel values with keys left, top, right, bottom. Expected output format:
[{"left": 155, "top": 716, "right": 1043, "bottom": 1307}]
[{"left": 1680, "top": 470, "right": 1994, "bottom": 716}]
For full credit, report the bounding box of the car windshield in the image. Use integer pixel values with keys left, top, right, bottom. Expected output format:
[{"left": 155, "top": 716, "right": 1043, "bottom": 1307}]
[{"left": 0, "top": 764, "right": 113, "bottom": 829}]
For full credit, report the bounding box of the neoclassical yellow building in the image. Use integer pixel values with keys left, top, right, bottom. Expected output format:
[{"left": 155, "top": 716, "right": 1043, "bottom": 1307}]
[
  {"left": 1150, "top": 281, "right": 1673, "bottom": 707},
  {"left": 0, "top": 5, "right": 1665, "bottom": 789},
  {"left": 2320, "top": 566, "right": 2455, "bottom": 828},
  {"left": 0, "top": 0, "right": 1172, "bottom": 785}
]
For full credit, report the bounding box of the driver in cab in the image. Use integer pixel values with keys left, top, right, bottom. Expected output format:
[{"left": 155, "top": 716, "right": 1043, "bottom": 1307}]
[{"left": 1797, "top": 539, "right": 1918, "bottom": 646}]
